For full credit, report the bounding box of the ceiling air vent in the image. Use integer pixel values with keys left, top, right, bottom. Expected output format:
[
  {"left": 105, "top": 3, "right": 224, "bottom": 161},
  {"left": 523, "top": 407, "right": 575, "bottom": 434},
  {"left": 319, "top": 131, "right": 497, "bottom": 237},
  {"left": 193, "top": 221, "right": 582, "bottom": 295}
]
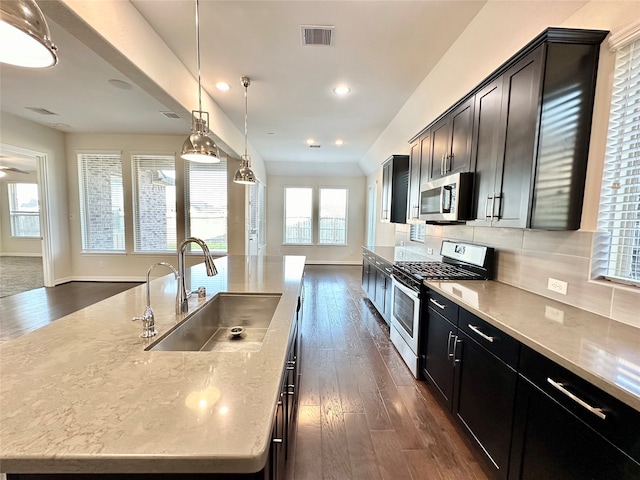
[
  {"left": 301, "top": 25, "right": 334, "bottom": 46},
  {"left": 25, "top": 107, "right": 58, "bottom": 116},
  {"left": 309, "top": 144, "right": 321, "bottom": 148},
  {"left": 161, "top": 111, "right": 181, "bottom": 119}
]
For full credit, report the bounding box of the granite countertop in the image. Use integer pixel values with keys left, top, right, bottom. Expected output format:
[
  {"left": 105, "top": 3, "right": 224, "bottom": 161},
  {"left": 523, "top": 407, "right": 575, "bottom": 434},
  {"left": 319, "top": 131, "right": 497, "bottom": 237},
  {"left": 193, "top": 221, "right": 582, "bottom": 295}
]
[
  {"left": 425, "top": 279, "right": 640, "bottom": 412},
  {"left": 0, "top": 255, "right": 306, "bottom": 475}
]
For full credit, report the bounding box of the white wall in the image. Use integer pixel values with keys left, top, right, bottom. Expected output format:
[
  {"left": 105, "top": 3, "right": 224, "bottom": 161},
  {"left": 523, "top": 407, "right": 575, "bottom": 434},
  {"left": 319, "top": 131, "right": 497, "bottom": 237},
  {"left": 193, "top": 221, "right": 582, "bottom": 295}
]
[
  {"left": 266, "top": 175, "right": 366, "bottom": 264},
  {"left": 0, "top": 112, "right": 71, "bottom": 282},
  {"left": 64, "top": 132, "right": 247, "bottom": 280}
]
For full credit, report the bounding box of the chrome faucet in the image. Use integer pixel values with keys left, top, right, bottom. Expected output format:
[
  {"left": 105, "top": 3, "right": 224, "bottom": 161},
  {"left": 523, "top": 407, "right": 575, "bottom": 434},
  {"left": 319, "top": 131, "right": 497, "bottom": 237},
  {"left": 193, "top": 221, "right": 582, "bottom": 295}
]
[
  {"left": 177, "top": 237, "right": 218, "bottom": 314},
  {"left": 133, "top": 262, "right": 179, "bottom": 338}
]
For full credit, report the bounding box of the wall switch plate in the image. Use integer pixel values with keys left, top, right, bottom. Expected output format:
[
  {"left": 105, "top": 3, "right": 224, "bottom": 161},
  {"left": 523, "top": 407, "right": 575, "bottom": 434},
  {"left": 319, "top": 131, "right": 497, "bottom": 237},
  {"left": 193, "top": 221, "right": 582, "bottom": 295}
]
[{"left": 547, "top": 278, "right": 568, "bottom": 295}]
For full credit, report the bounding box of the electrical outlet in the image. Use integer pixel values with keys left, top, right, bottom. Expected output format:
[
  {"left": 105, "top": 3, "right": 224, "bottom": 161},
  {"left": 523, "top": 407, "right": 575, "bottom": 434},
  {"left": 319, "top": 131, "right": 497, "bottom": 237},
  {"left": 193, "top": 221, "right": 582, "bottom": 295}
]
[
  {"left": 99, "top": 261, "right": 104, "bottom": 268},
  {"left": 547, "top": 278, "right": 568, "bottom": 295},
  {"left": 544, "top": 305, "right": 565, "bottom": 323},
  {"left": 427, "top": 247, "right": 434, "bottom": 255}
]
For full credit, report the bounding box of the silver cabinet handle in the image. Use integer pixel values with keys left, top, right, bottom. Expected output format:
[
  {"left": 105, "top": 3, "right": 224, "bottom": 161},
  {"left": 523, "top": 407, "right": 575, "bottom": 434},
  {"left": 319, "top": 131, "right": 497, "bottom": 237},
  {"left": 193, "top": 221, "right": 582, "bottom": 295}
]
[
  {"left": 447, "top": 331, "right": 455, "bottom": 358},
  {"left": 484, "top": 194, "right": 492, "bottom": 220},
  {"left": 447, "top": 153, "right": 453, "bottom": 172},
  {"left": 468, "top": 324, "right": 494, "bottom": 343},
  {"left": 547, "top": 378, "right": 607, "bottom": 420},
  {"left": 452, "top": 336, "right": 462, "bottom": 364},
  {"left": 491, "top": 193, "right": 498, "bottom": 220},
  {"left": 441, "top": 154, "right": 445, "bottom": 176},
  {"left": 429, "top": 298, "right": 446, "bottom": 309}
]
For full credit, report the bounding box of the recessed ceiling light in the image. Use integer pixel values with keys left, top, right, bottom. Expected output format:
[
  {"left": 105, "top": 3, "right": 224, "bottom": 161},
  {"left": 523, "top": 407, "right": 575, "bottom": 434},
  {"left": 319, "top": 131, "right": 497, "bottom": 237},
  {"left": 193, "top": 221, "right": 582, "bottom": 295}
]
[
  {"left": 335, "top": 139, "right": 344, "bottom": 145},
  {"left": 333, "top": 85, "right": 350, "bottom": 96},
  {"left": 306, "top": 138, "right": 315, "bottom": 145},
  {"left": 216, "top": 82, "right": 230, "bottom": 91},
  {"left": 108, "top": 79, "right": 133, "bottom": 90}
]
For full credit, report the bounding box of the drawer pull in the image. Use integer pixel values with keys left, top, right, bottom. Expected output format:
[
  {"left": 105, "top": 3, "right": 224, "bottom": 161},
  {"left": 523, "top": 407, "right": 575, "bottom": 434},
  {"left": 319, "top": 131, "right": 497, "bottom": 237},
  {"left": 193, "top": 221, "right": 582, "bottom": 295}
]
[
  {"left": 429, "top": 298, "right": 446, "bottom": 309},
  {"left": 468, "top": 324, "right": 494, "bottom": 343},
  {"left": 447, "top": 331, "right": 455, "bottom": 358},
  {"left": 547, "top": 378, "right": 607, "bottom": 420}
]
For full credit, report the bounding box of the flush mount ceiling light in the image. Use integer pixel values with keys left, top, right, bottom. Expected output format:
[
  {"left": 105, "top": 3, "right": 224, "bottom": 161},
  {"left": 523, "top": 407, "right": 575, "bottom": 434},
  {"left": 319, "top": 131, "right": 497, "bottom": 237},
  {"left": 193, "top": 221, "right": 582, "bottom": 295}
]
[
  {"left": 0, "top": 0, "right": 57, "bottom": 68},
  {"left": 215, "top": 81, "right": 230, "bottom": 91},
  {"left": 335, "top": 139, "right": 344, "bottom": 145},
  {"left": 233, "top": 76, "right": 257, "bottom": 185},
  {"left": 333, "top": 85, "right": 350, "bottom": 96},
  {"left": 181, "top": 0, "right": 220, "bottom": 163},
  {"left": 306, "top": 138, "right": 315, "bottom": 145}
]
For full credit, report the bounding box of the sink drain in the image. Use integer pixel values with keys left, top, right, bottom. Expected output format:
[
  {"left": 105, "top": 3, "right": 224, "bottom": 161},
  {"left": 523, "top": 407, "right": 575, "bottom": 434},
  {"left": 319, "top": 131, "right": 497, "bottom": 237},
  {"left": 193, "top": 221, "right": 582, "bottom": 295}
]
[{"left": 230, "top": 326, "right": 245, "bottom": 339}]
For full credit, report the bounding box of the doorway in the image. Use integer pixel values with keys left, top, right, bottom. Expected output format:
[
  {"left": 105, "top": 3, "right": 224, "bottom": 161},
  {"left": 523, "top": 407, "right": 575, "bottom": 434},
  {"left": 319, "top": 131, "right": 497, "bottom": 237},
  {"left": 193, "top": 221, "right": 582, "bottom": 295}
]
[{"left": 0, "top": 143, "right": 53, "bottom": 290}]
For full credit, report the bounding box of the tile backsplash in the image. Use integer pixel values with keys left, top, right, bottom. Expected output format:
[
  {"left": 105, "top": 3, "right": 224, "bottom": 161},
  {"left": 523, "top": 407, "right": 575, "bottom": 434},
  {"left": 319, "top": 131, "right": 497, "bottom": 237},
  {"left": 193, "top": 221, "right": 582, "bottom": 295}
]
[{"left": 395, "top": 224, "right": 640, "bottom": 328}]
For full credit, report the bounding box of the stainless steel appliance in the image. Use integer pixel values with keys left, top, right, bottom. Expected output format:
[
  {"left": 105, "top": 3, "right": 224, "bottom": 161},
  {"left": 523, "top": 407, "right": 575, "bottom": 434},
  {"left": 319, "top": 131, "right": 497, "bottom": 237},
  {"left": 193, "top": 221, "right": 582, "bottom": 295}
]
[
  {"left": 419, "top": 172, "right": 474, "bottom": 223},
  {"left": 390, "top": 241, "right": 493, "bottom": 377}
]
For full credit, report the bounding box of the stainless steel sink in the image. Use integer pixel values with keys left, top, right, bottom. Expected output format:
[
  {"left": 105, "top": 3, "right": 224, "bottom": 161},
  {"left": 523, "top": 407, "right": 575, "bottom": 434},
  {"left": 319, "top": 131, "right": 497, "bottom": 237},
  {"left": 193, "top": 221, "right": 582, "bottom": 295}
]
[{"left": 146, "top": 293, "right": 282, "bottom": 352}]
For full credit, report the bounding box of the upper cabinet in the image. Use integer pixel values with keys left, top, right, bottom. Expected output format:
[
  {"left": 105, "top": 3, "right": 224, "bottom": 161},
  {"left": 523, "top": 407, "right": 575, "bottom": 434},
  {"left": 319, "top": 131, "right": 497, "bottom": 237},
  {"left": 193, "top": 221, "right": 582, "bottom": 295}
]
[
  {"left": 381, "top": 154, "right": 409, "bottom": 224},
  {"left": 407, "top": 140, "right": 422, "bottom": 223},
  {"left": 409, "top": 28, "right": 608, "bottom": 230}
]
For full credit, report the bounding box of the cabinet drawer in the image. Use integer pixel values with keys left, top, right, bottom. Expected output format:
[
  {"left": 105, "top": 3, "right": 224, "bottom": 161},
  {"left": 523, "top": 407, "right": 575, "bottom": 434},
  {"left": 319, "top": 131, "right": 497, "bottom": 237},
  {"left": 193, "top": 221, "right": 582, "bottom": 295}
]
[
  {"left": 425, "top": 289, "right": 458, "bottom": 324},
  {"left": 519, "top": 345, "right": 640, "bottom": 463},
  {"left": 459, "top": 309, "right": 520, "bottom": 368}
]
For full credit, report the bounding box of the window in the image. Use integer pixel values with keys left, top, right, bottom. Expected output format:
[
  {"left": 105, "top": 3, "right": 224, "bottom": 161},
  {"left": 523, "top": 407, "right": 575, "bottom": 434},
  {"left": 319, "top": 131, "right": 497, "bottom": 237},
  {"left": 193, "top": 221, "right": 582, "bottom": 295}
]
[
  {"left": 284, "top": 187, "right": 312, "bottom": 244},
  {"left": 366, "top": 184, "right": 376, "bottom": 246},
  {"left": 249, "top": 180, "right": 267, "bottom": 248},
  {"left": 596, "top": 33, "right": 640, "bottom": 285},
  {"left": 319, "top": 188, "right": 348, "bottom": 245},
  {"left": 7, "top": 183, "right": 40, "bottom": 237},
  {"left": 132, "top": 154, "right": 176, "bottom": 252},
  {"left": 410, "top": 224, "right": 425, "bottom": 243},
  {"left": 77, "top": 152, "right": 125, "bottom": 252},
  {"left": 185, "top": 158, "right": 227, "bottom": 253},
  {"left": 258, "top": 182, "right": 266, "bottom": 248}
]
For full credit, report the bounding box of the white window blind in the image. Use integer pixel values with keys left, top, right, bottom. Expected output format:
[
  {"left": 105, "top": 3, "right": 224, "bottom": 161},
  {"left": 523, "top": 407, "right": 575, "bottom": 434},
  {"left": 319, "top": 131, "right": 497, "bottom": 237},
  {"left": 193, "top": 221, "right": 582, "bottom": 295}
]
[
  {"left": 597, "top": 35, "right": 640, "bottom": 285},
  {"left": 319, "top": 188, "right": 348, "bottom": 245},
  {"left": 284, "top": 187, "right": 312, "bottom": 244},
  {"left": 258, "top": 182, "right": 266, "bottom": 247},
  {"left": 185, "top": 158, "right": 227, "bottom": 253},
  {"left": 7, "top": 182, "right": 40, "bottom": 237},
  {"left": 132, "top": 154, "right": 176, "bottom": 252},
  {"left": 410, "top": 224, "right": 425, "bottom": 243},
  {"left": 366, "top": 184, "right": 376, "bottom": 246},
  {"left": 77, "top": 152, "right": 125, "bottom": 252}
]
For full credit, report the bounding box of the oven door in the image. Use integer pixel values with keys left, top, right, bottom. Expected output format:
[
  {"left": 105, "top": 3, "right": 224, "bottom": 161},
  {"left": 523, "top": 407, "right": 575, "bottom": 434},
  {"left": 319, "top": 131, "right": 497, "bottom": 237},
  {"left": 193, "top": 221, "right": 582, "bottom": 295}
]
[{"left": 390, "top": 277, "right": 420, "bottom": 376}]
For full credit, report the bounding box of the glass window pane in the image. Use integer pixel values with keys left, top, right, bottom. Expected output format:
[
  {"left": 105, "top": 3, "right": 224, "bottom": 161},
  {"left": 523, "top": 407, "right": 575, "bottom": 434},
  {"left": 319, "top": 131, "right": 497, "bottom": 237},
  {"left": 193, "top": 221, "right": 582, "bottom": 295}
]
[
  {"left": 77, "top": 152, "right": 125, "bottom": 252},
  {"left": 132, "top": 154, "right": 176, "bottom": 252},
  {"left": 284, "top": 187, "right": 312, "bottom": 244},
  {"left": 319, "top": 188, "right": 347, "bottom": 245},
  {"left": 185, "top": 159, "right": 228, "bottom": 253},
  {"left": 8, "top": 183, "right": 40, "bottom": 237}
]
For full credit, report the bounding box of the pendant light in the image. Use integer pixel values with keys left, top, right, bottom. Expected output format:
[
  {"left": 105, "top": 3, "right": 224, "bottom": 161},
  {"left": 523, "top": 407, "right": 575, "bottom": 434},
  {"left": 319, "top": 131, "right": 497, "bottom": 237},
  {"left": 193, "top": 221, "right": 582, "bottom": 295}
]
[
  {"left": 233, "top": 76, "right": 257, "bottom": 184},
  {"left": 181, "top": 0, "right": 220, "bottom": 163},
  {"left": 0, "top": 0, "right": 58, "bottom": 68}
]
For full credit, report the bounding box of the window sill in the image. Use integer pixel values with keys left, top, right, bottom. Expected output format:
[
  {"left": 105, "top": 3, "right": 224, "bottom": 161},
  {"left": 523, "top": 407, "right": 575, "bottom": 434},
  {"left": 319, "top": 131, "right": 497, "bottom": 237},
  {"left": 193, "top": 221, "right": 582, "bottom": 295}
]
[{"left": 589, "top": 276, "right": 640, "bottom": 292}]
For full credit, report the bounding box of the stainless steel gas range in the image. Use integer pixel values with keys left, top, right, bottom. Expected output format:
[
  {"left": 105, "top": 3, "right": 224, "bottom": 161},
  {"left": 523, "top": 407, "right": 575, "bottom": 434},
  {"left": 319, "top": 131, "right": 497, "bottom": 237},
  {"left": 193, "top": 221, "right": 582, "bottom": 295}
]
[{"left": 389, "top": 241, "right": 494, "bottom": 377}]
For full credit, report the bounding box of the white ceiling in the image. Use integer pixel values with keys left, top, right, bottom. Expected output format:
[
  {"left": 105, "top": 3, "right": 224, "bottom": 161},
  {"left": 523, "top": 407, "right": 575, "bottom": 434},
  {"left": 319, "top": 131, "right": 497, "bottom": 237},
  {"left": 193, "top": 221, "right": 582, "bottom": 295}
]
[{"left": 0, "top": 0, "right": 488, "bottom": 176}]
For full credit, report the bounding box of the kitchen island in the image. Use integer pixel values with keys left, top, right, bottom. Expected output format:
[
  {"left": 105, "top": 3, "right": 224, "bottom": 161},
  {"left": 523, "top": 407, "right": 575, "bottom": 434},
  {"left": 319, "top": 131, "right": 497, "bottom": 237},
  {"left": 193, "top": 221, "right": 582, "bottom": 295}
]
[{"left": 0, "top": 255, "right": 305, "bottom": 477}]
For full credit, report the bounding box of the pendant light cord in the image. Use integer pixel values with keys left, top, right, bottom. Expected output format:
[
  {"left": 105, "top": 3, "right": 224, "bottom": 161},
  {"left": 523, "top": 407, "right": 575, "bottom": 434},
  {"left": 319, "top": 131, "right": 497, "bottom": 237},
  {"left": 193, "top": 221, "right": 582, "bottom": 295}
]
[
  {"left": 195, "top": 0, "right": 203, "bottom": 116},
  {"left": 244, "top": 83, "right": 248, "bottom": 158}
]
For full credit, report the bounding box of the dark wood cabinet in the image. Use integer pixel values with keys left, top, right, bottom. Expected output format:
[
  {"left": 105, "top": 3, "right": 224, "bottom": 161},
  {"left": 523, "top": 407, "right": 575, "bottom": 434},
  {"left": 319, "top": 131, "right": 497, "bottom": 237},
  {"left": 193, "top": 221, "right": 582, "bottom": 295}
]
[
  {"left": 380, "top": 155, "right": 409, "bottom": 224},
  {"left": 407, "top": 139, "right": 422, "bottom": 222},
  {"left": 422, "top": 292, "right": 520, "bottom": 480},
  {"left": 509, "top": 346, "right": 640, "bottom": 480},
  {"left": 362, "top": 250, "right": 392, "bottom": 325},
  {"left": 468, "top": 28, "right": 607, "bottom": 229},
  {"left": 361, "top": 252, "right": 374, "bottom": 296},
  {"left": 426, "top": 97, "right": 474, "bottom": 182}
]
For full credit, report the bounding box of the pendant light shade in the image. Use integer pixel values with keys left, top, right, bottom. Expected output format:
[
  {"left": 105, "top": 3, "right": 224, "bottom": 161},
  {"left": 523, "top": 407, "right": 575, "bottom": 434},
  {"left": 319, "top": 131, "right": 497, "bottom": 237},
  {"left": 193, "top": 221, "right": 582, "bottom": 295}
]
[
  {"left": 0, "top": 0, "right": 58, "bottom": 68},
  {"left": 234, "top": 76, "right": 257, "bottom": 184},
  {"left": 181, "top": 0, "right": 220, "bottom": 163}
]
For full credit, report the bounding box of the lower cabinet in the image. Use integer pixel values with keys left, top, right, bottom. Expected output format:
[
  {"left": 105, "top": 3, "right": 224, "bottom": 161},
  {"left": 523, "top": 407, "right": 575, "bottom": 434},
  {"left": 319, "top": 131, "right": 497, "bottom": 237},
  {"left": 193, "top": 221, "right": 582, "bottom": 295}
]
[
  {"left": 421, "top": 290, "right": 518, "bottom": 480},
  {"left": 362, "top": 250, "right": 392, "bottom": 325},
  {"left": 421, "top": 289, "right": 640, "bottom": 480},
  {"left": 509, "top": 346, "right": 640, "bottom": 480}
]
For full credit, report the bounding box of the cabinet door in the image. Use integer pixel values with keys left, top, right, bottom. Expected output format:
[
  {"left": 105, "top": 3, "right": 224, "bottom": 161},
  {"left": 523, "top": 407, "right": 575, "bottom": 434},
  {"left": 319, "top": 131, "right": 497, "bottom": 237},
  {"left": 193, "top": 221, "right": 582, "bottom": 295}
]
[
  {"left": 407, "top": 140, "right": 421, "bottom": 222},
  {"left": 494, "top": 47, "right": 543, "bottom": 227},
  {"left": 374, "top": 267, "right": 386, "bottom": 312},
  {"left": 469, "top": 77, "right": 505, "bottom": 226},
  {"left": 509, "top": 377, "right": 640, "bottom": 480},
  {"left": 419, "top": 130, "right": 432, "bottom": 186},
  {"left": 455, "top": 331, "right": 517, "bottom": 479},
  {"left": 383, "top": 274, "right": 392, "bottom": 323},
  {"left": 448, "top": 97, "right": 474, "bottom": 176},
  {"left": 423, "top": 309, "right": 457, "bottom": 410},
  {"left": 429, "top": 116, "right": 451, "bottom": 180},
  {"left": 361, "top": 256, "right": 370, "bottom": 293}
]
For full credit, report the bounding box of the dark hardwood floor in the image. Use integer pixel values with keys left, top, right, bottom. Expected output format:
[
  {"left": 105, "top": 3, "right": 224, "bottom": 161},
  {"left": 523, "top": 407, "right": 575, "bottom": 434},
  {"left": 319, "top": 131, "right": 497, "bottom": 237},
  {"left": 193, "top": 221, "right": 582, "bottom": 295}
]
[
  {"left": 291, "top": 265, "right": 489, "bottom": 480},
  {"left": 0, "top": 281, "right": 141, "bottom": 343},
  {"left": 0, "top": 266, "right": 488, "bottom": 479}
]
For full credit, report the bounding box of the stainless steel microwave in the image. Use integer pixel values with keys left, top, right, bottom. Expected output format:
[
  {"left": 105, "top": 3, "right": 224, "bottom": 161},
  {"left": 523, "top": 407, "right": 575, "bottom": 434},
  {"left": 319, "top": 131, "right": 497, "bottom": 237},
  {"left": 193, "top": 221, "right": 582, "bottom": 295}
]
[{"left": 419, "top": 172, "right": 474, "bottom": 223}]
